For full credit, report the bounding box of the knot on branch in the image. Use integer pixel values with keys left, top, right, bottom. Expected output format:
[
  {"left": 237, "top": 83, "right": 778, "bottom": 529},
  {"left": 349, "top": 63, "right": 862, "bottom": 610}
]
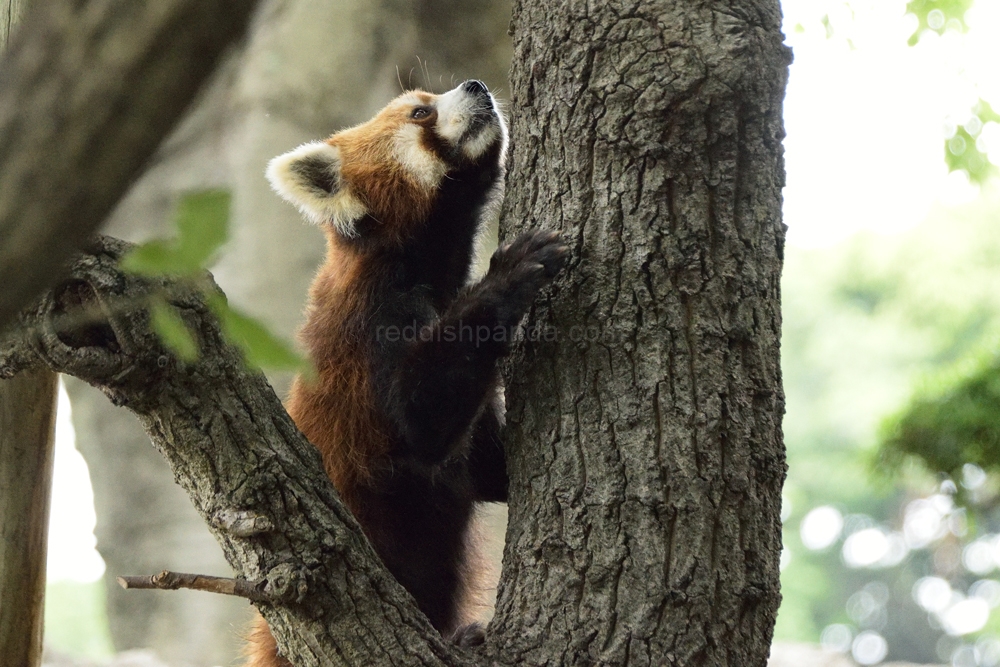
[
  {"left": 263, "top": 562, "right": 309, "bottom": 605},
  {"left": 212, "top": 508, "right": 275, "bottom": 537},
  {"left": 0, "top": 235, "right": 235, "bottom": 408}
]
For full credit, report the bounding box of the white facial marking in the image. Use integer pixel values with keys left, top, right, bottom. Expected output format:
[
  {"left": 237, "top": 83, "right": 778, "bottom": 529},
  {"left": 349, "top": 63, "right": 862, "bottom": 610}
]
[
  {"left": 396, "top": 92, "right": 426, "bottom": 107},
  {"left": 432, "top": 85, "right": 508, "bottom": 162},
  {"left": 266, "top": 141, "right": 368, "bottom": 238},
  {"left": 393, "top": 124, "right": 447, "bottom": 189},
  {"left": 462, "top": 125, "right": 501, "bottom": 160},
  {"left": 434, "top": 88, "right": 468, "bottom": 143}
]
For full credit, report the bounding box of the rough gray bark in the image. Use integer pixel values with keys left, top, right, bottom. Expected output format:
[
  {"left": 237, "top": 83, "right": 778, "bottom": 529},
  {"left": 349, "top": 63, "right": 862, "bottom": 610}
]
[
  {"left": 491, "top": 1, "right": 789, "bottom": 665},
  {"left": 0, "top": 0, "right": 260, "bottom": 331},
  {"left": 0, "top": 369, "right": 57, "bottom": 667},
  {"left": 0, "top": 6, "right": 58, "bottom": 667}
]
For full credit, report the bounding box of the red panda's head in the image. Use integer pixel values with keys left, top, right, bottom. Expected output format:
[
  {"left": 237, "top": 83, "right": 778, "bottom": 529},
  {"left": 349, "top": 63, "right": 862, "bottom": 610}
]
[{"left": 266, "top": 80, "right": 507, "bottom": 244}]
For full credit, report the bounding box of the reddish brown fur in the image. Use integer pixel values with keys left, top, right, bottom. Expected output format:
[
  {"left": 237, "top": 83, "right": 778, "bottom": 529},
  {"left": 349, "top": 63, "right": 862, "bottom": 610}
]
[
  {"left": 328, "top": 94, "right": 438, "bottom": 246},
  {"left": 243, "top": 84, "right": 528, "bottom": 666},
  {"left": 245, "top": 98, "right": 445, "bottom": 667},
  {"left": 286, "top": 240, "right": 389, "bottom": 499},
  {"left": 285, "top": 91, "right": 444, "bottom": 491},
  {"left": 243, "top": 616, "right": 290, "bottom": 667}
]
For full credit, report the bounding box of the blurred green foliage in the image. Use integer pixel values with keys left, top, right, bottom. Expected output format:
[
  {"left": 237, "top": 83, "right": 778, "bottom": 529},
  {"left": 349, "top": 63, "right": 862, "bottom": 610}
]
[
  {"left": 905, "top": 0, "right": 974, "bottom": 45},
  {"left": 903, "top": 0, "right": 997, "bottom": 185},
  {"left": 880, "top": 350, "right": 1000, "bottom": 479},
  {"left": 44, "top": 581, "right": 114, "bottom": 659},
  {"left": 121, "top": 190, "right": 306, "bottom": 373},
  {"left": 820, "top": 14, "right": 834, "bottom": 39},
  {"left": 775, "top": 189, "right": 1000, "bottom": 660},
  {"left": 945, "top": 100, "right": 1000, "bottom": 186}
]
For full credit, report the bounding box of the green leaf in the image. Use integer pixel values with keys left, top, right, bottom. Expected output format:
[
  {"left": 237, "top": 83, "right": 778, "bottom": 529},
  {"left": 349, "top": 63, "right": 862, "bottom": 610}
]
[
  {"left": 175, "top": 190, "right": 231, "bottom": 270},
  {"left": 120, "top": 189, "right": 231, "bottom": 277},
  {"left": 820, "top": 14, "right": 833, "bottom": 39},
  {"left": 974, "top": 99, "right": 1000, "bottom": 125},
  {"left": 120, "top": 240, "right": 190, "bottom": 276},
  {"left": 205, "top": 295, "right": 305, "bottom": 372},
  {"left": 149, "top": 299, "right": 199, "bottom": 362}
]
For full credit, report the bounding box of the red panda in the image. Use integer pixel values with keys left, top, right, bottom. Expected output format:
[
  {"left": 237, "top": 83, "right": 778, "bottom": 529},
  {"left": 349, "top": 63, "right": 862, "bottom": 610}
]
[{"left": 244, "top": 80, "right": 567, "bottom": 665}]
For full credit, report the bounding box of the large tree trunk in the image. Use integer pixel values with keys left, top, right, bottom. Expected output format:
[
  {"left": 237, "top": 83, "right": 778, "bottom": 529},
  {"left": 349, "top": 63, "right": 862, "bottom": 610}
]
[
  {"left": 491, "top": 1, "right": 789, "bottom": 665},
  {"left": 0, "top": 6, "right": 57, "bottom": 667}
]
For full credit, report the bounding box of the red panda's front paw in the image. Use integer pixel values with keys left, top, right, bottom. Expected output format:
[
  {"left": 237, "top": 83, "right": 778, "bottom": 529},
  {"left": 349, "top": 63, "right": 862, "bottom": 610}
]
[
  {"left": 491, "top": 229, "right": 569, "bottom": 280},
  {"left": 486, "top": 230, "right": 569, "bottom": 310},
  {"left": 483, "top": 230, "right": 568, "bottom": 326}
]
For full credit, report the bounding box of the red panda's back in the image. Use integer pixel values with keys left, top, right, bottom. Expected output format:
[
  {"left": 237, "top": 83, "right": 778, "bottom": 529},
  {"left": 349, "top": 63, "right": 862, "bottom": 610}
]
[{"left": 285, "top": 251, "right": 390, "bottom": 512}]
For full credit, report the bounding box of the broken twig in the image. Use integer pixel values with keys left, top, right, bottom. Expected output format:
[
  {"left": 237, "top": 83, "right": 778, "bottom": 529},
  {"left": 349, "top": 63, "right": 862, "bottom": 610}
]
[{"left": 117, "top": 570, "right": 267, "bottom": 602}]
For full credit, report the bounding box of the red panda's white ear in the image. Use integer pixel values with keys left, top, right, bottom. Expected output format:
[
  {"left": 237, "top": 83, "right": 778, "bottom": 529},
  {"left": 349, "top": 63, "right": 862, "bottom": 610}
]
[{"left": 266, "top": 141, "right": 367, "bottom": 237}]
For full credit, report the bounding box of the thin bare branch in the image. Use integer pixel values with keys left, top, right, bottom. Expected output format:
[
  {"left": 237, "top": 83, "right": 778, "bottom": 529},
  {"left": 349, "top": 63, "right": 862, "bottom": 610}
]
[{"left": 117, "top": 570, "right": 268, "bottom": 603}]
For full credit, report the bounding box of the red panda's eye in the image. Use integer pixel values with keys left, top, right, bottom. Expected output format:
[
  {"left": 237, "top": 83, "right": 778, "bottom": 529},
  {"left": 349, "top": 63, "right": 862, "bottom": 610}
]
[{"left": 410, "top": 107, "right": 432, "bottom": 120}]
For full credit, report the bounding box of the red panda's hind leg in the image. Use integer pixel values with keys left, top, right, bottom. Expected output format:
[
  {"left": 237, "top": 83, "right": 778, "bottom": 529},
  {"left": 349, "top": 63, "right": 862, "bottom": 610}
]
[{"left": 450, "top": 621, "right": 486, "bottom": 647}]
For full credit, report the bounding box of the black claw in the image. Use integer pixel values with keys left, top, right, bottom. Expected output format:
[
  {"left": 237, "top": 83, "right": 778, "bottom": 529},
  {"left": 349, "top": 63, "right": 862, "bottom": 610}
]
[{"left": 481, "top": 229, "right": 568, "bottom": 324}]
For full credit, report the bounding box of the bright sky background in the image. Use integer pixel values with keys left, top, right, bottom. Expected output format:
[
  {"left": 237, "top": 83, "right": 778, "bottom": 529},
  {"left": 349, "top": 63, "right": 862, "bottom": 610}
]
[
  {"left": 48, "top": 380, "right": 104, "bottom": 583},
  {"left": 43, "top": 0, "right": 1000, "bottom": 583},
  {"left": 782, "top": 0, "right": 1000, "bottom": 247}
]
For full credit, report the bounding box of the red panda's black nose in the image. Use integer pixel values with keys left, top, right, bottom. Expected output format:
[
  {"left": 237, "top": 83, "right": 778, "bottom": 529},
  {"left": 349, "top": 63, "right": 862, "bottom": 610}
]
[{"left": 461, "top": 80, "right": 489, "bottom": 97}]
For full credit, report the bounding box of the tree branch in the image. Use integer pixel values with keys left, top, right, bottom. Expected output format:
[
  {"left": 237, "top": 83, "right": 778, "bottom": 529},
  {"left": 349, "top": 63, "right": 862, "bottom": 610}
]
[
  {"left": 0, "top": 236, "right": 476, "bottom": 666},
  {"left": 117, "top": 570, "right": 269, "bottom": 603},
  {"left": 0, "top": 0, "right": 260, "bottom": 331}
]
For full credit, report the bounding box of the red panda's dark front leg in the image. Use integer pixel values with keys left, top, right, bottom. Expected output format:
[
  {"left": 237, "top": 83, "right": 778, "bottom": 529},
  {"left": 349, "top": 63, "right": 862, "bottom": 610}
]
[
  {"left": 390, "top": 231, "right": 568, "bottom": 466},
  {"left": 467, "top": 392, "right": 507, "bottom": 502}
]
